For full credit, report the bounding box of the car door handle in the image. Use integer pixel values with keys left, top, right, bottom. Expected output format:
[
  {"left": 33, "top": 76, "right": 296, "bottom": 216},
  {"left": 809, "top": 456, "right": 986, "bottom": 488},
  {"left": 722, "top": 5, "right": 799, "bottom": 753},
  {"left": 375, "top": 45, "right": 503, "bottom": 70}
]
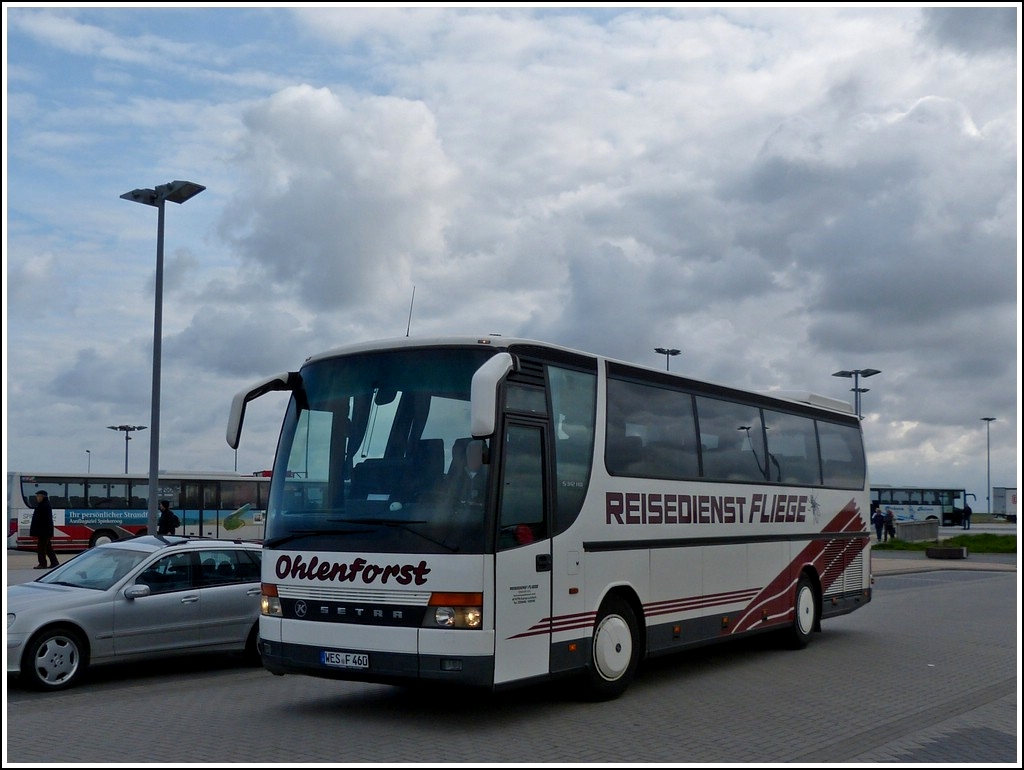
[
  {"left": 535, "top": 553, "right": 552, "bottom": 572},
  {"left": 246, "top": 588, "right": 261, "bottom": 596},
  {"left": 180, "top": 595, "right": 200, "bottom": 604}
]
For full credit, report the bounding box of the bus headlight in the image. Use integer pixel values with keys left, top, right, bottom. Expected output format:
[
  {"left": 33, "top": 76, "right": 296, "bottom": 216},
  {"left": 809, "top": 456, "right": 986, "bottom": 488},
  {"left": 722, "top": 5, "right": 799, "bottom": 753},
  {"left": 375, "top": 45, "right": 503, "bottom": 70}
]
[
  {"left": 425, "top": 592, "right": 483, "bottom": 629},
  {"left": 261, "top": 583, "right": 282, "bottom": 617}
]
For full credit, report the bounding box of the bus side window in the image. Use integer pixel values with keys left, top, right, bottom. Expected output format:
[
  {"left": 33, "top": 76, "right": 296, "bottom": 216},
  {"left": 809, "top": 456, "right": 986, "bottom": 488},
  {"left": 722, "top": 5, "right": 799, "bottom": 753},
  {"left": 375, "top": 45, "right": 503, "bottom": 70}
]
[{"left": 606, "top": 435, "right": 644, "bottom": 476}]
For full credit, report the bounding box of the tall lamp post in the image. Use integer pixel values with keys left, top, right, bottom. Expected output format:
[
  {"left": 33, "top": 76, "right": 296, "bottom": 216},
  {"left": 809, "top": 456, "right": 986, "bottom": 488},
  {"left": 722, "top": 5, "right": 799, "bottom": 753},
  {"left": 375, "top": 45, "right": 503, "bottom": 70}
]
[
  {"left": 107, "top": 425, "right": 146, "bottom": 474},
  {"left": 122, "top": 180, "right": 205, "bottom": 534},
  {"left": 832, "top": 368, "right": 881, "bottom": 419},
  {"left": 655, "top": 347, "right": 681, "bottom": 372},
  {"left": 86, "top": 449, "right": 91, "bottom": 474},
  {"left": 981, "top": 417, "right": 995, "bottom": 514}
]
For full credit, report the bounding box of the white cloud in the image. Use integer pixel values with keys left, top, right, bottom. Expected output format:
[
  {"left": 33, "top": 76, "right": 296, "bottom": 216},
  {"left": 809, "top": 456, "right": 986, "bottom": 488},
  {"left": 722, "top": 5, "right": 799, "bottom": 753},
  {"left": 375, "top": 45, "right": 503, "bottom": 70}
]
[{"left": 3, "top": 6, "right": 1018, "bottom": 500}]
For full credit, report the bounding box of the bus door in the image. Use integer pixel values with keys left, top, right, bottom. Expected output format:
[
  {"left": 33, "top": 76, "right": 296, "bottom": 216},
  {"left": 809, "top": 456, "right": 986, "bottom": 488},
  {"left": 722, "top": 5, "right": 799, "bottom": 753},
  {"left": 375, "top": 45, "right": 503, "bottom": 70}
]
[
  {"left": 183, "top": 482, "right": 220, "bottom": 538},
  {"left": 493, "top": 422, "right": 552, "bottom": 685}
]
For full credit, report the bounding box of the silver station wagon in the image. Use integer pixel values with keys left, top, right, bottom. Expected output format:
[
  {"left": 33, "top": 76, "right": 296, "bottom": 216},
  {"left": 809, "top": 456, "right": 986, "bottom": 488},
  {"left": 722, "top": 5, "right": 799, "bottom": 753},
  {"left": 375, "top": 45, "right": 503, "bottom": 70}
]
[{"left": 7, "top": 535, "right": 262, "bottom": 691}]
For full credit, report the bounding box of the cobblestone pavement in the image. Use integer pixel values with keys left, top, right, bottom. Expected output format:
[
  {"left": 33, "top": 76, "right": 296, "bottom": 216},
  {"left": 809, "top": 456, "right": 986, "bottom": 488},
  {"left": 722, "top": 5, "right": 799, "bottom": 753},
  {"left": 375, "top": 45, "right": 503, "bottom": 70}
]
[{"left": 5, "top": 545, "right": 1018, "bottom": 765}]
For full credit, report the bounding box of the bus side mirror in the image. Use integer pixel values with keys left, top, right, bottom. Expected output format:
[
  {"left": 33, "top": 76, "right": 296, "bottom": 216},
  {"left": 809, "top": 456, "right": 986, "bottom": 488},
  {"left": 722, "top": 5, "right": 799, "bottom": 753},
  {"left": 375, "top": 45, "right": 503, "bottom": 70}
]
[
  {"left": 470, "top": 353, "right": 514, "bottom": 437},
  {"left": 226, "top": 371, "right": 300, "bottom": 449}
]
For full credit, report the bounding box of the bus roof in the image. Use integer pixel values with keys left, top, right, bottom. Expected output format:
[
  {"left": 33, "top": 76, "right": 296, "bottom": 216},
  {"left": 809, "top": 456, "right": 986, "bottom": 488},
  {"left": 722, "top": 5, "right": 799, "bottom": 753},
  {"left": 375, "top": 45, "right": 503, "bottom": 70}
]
[
  {"left": 302, "top": 335, "right": 857, "bottom": 416},
  {"left": 764, "top": 390, "right": 855, "bottom": 414}
]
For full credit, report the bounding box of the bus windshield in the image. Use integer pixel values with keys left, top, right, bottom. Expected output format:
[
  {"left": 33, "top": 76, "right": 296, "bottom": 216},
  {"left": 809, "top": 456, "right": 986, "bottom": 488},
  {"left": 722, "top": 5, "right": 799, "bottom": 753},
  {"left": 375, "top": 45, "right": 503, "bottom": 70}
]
[{"left": 266, "top": 347, "right": 496, "bottom": 554}]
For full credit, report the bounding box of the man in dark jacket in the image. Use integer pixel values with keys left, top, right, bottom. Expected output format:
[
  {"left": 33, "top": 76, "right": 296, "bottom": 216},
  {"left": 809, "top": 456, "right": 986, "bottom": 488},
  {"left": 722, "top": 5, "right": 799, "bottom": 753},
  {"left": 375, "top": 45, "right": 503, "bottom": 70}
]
[
  {"left": 157, "top": 500, "right": 180, "bottom": 535},
  {"left": 30, "top": 490, "right": 59, "bottom": 569}
]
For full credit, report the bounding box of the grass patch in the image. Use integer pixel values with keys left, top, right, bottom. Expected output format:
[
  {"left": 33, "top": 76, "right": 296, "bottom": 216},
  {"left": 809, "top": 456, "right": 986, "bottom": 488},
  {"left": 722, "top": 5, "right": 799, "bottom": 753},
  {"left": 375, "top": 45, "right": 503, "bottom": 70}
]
[{"left": 873, "top": 533, "right": 1017, "bottom": 554}]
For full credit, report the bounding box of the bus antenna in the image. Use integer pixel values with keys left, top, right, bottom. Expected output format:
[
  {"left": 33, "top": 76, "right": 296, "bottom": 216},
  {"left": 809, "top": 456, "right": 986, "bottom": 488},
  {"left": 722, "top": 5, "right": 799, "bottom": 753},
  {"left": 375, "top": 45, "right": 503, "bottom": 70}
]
[{"left": 406, "top": 285, "right": 416, "bottom": 337}]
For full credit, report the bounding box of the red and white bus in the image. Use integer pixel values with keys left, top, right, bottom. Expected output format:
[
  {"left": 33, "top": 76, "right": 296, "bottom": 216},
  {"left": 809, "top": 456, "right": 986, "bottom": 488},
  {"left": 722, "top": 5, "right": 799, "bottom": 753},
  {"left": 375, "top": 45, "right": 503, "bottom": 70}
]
[
  {"left": 10, "top": 471, "right": 269, "bottom": 552},
  {"left": 228, "top": 335, "right": 872, "bottom": 699},
  {"left": 7, "top": 472, "right": 19, "bottom": 549}
]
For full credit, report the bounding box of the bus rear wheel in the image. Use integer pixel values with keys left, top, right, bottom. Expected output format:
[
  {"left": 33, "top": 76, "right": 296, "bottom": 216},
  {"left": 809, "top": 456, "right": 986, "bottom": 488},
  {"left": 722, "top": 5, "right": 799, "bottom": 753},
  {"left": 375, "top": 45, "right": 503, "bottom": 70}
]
[
  {"left": 90, "top": 530, "right": 117, "bottom": 547},
  {"left": 582, "top": 595, "right": 639, "bottom": 701}
]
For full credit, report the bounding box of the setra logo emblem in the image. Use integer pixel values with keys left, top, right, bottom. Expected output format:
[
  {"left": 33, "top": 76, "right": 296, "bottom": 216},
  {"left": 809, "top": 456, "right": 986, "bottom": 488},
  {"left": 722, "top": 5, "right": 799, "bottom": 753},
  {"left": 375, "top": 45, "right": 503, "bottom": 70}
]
[{"left": 294, "top": 600, "right": 308, "bottom": 618}]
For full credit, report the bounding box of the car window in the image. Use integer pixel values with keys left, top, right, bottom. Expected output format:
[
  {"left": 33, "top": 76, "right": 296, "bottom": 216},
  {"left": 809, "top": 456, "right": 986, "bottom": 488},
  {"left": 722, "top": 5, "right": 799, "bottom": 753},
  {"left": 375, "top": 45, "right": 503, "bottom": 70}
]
[
  {"left": 136, "top": 552, "right": 193, "bottom": 594},
  {"left": 199, "top": 548, "right": 261, "bottom": 585}
]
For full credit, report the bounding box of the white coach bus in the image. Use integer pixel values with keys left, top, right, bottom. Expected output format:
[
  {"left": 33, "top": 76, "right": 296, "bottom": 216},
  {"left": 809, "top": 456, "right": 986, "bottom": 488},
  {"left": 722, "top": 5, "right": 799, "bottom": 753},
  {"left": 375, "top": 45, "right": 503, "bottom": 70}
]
[{"left": 227, "top": 335, "right": 872, "bottom": 700}]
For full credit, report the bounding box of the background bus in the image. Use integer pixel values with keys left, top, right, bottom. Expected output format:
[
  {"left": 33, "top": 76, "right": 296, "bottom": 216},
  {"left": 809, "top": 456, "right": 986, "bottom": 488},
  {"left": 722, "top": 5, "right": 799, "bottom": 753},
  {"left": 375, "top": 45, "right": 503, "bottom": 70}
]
[
  {"left": 870, "top": 486, "right": 970, "bottom": 527},
  {"left": 7, "top": 471, "right": 18, "bottom": 548},
  {"left": 231, "top": 335, "right": 872, "bottom": 700},
  {"left": 10, "top": 471, "right": 270, "bottom": 552}
]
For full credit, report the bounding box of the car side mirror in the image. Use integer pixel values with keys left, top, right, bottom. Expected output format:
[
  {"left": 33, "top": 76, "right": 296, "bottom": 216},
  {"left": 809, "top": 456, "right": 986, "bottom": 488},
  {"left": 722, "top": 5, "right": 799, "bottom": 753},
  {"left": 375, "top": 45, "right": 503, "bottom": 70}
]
[{"left": 124, "top": 584, "right": 152, "bottom": 600}]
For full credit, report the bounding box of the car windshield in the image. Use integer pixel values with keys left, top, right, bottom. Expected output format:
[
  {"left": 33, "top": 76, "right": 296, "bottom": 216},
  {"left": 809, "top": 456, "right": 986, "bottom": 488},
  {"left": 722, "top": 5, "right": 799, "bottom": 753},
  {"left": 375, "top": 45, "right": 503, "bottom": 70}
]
[{"left": 38, "top": 546, "right": 152, "bottom": 591}]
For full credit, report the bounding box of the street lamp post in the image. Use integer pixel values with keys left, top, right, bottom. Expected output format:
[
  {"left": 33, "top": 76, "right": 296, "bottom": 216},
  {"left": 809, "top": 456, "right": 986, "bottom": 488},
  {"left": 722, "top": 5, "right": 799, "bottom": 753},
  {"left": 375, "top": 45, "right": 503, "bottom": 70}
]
[
  {"left": 107, "top": 425, "right": 146, "bottom": 474},
  {"left": 122, "top": 180, "right": 205, "bottom": 534},
  {"left": 981, "top": 417, "right": 995, "bottom": 514},
  {"left": 655, "top": 347, "right": 681, "bottom": 372},
  {"left": 86, "top": 449, "right": 91, "bottom": 473},
  {"left": 832, "top": 368, "right": 881, "bottom": 419}
]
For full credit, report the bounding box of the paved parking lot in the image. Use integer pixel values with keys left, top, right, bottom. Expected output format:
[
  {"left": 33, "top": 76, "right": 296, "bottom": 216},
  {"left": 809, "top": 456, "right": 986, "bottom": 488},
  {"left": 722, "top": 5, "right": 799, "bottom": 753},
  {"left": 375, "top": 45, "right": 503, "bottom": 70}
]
[{"left": 5, "top": 541, "right": 1018, "bottom": 765}]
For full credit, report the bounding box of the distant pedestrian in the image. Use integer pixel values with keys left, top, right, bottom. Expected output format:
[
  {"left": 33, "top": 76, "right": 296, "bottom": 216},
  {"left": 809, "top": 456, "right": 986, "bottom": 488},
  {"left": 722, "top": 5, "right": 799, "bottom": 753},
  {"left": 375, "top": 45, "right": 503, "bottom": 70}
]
[
  {"left": 884, "top": 508, "right": 896, "bottom": 541},
  {"left": 157, "top": 500, "right": 180, "bottom": 535},
  {"left": 961, "top": 502, "right": 972, "bottom": 530},
  {"left": 30, "top": 490, "right": 60, "bottom": 569},
  {"left": 871, "top": 503, "right": 884, "bottom": 542}
]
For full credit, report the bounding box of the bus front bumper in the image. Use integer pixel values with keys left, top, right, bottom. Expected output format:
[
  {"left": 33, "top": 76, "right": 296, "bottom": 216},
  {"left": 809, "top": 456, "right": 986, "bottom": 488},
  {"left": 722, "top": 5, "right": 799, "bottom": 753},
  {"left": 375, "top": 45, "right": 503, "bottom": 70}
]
[{"left": 259, "top": 638, "right": 495, "bottom": 688}]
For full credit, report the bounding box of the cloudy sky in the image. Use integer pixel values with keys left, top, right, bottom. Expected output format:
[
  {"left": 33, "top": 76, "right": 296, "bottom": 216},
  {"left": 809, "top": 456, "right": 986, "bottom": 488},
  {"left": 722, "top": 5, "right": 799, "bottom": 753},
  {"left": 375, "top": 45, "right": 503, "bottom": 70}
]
[{"left": 3, "top": 5, "right": 1020, "bottom": 509}]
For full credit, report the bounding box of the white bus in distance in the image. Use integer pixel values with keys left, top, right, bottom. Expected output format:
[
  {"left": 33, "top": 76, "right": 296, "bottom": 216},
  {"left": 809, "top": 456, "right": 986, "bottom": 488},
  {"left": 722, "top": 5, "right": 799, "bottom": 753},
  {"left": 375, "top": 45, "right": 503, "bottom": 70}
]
[
  {"left": 870, "top": 486, "right": 970, "bottom": 527},
  {"left": 228, "top": 335, "right": 872, "bottom": 700}
]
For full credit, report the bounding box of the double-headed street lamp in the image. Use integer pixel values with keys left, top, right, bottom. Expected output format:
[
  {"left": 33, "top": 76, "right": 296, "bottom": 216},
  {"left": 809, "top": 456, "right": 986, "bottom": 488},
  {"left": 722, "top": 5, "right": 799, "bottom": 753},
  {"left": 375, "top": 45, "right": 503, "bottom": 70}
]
[
  {"left": 107, "top": 425, "right": 146, "bottom": 474},
  {"left": 121, "top": 180, "right": 205, "bottom": 534},
  {"left": 832, "top": 368, "right": 881, "bottom": 419},
  {"left": 655, "top": 347, "right": 681, "bottom": 372},
  {"left": 980, "top": 417, "right": 996, "bottom": 514}
]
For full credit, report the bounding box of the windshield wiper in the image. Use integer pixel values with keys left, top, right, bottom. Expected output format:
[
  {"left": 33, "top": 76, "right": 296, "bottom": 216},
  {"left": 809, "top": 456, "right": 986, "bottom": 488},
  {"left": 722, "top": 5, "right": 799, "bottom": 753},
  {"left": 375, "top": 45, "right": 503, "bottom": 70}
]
[
  {"left": 345, "top": 518, "right": 459, "bottom": 552},
  {"left": 263, "top": 526, "right": 372, "bottom": 549}
]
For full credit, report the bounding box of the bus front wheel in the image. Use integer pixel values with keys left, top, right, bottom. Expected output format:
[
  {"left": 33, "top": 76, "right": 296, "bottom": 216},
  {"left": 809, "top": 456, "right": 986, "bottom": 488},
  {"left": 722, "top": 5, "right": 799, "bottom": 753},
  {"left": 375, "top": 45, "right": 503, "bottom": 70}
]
[
  {"left": 582, "top": 595, "right": 639, "bottom": 701},
  {"left": 785, "top": 573, "right": 819, "bottom": 649}
]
